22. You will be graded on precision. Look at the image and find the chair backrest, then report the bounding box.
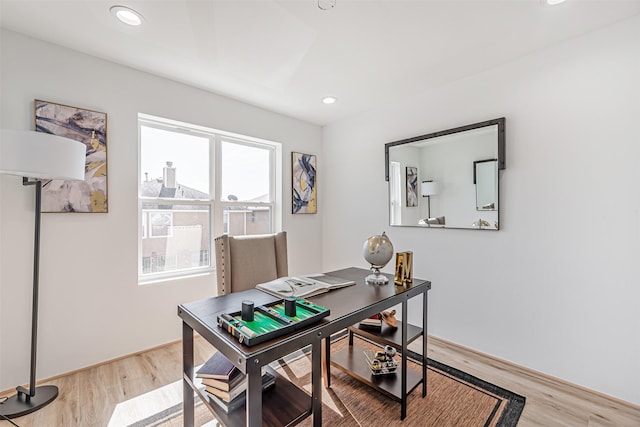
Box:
[214,232,288,295]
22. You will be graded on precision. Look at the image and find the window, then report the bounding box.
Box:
[138,114,280,283]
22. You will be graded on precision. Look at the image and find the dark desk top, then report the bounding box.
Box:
[312,267,430,327]
[178,267,430,368]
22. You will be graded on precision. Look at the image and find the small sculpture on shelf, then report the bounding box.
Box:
[381,310,398,328]
[368,345,398,375]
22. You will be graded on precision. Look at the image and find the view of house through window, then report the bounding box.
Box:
[139,115,278,282]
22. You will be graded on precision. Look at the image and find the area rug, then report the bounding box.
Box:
[137,334,525,427]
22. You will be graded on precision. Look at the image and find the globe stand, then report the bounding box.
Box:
[365,266,389,285]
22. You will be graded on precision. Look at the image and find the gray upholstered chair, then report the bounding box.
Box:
[214,231,288,296]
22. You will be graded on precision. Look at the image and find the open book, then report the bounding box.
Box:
[256,274,355,298]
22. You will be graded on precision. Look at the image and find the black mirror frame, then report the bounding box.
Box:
[384,117,505,181]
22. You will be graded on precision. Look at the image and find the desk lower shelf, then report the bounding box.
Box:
[188,366,311,427]
[347,321,423,349]
[330,344,423,402]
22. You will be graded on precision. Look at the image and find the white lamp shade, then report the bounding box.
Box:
[0,129,86,180]
[421,181,440,197]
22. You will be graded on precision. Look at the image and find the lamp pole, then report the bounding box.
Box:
[0,179,59,419]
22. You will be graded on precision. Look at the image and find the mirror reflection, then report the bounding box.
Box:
[385,118,505,230]
[474,159,498,211]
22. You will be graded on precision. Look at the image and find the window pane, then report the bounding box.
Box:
[223,206,272,236]
[220,141,270,202]
[140,126,210,199]
[141,203,210,274]
[150,211,172,237]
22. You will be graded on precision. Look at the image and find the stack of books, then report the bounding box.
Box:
[359,313,382,331]
[196,352,276,414]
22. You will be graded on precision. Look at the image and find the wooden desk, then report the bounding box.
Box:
[178,267,430,426]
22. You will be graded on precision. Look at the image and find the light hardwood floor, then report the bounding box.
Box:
[413,336,640,427]
[2,334,639,426]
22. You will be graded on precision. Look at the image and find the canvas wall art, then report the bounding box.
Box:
[292,152,317,214]
[35,100,108,213]
[406,166,418,207]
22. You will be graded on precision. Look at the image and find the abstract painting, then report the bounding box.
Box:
[35,100,108,213]
[292,152,317,214]
[406,166,418,207]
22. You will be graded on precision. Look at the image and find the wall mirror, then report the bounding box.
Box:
[385,118,505,230]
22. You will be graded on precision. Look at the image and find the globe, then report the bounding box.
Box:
[362,232,394,284]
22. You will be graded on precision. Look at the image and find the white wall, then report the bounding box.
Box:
[322,15,640,404]
[0,30,322,391]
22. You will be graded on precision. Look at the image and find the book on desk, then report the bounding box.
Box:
[198,352,276,413]
[256,274,355,298]
[206,371,276,414]
[196,351,238,381]
[359,313,383,331]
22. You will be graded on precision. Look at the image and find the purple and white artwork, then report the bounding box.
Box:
[35,100,108,213]
[292,152,317,214]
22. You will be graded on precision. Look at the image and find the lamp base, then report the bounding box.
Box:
[365,273,389,285]
[0,385,58,419]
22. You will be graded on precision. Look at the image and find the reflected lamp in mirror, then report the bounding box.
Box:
[420,180,440,219]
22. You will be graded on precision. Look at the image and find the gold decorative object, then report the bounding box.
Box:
[394,251,413,285]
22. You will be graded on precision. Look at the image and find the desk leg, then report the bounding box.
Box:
[182,321,194,427]
[246,358,263,427]
[401,297,408,420]
[322,336,331,388]
[423,290,428,398]
[312,338,323,427]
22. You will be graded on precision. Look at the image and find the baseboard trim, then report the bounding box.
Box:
[427,334,640,412]
[0,337,200,397]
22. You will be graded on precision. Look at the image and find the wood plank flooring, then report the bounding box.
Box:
[2,334,639,426]
[410,335,640,427]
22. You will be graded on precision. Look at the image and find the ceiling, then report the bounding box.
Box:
[1,1,639,126]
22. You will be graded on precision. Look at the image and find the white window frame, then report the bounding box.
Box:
[138,114,281,284]
[389,161,402,225]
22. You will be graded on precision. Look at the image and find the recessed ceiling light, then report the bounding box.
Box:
[546,0,567,5]
[110,5,144,26]
[322,96,337,105]
[318,0,336,10]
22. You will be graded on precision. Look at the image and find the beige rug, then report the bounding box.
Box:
[142,334,524,427]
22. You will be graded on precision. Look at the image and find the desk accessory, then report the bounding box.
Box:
[363,232,394,285]
[364,346,398,375]
[217,298,329,346]
[241,300,255,322]
[394,251,413,285]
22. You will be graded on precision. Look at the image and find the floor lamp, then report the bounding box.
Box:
[421,180,440,219]
[0,129,86,419]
